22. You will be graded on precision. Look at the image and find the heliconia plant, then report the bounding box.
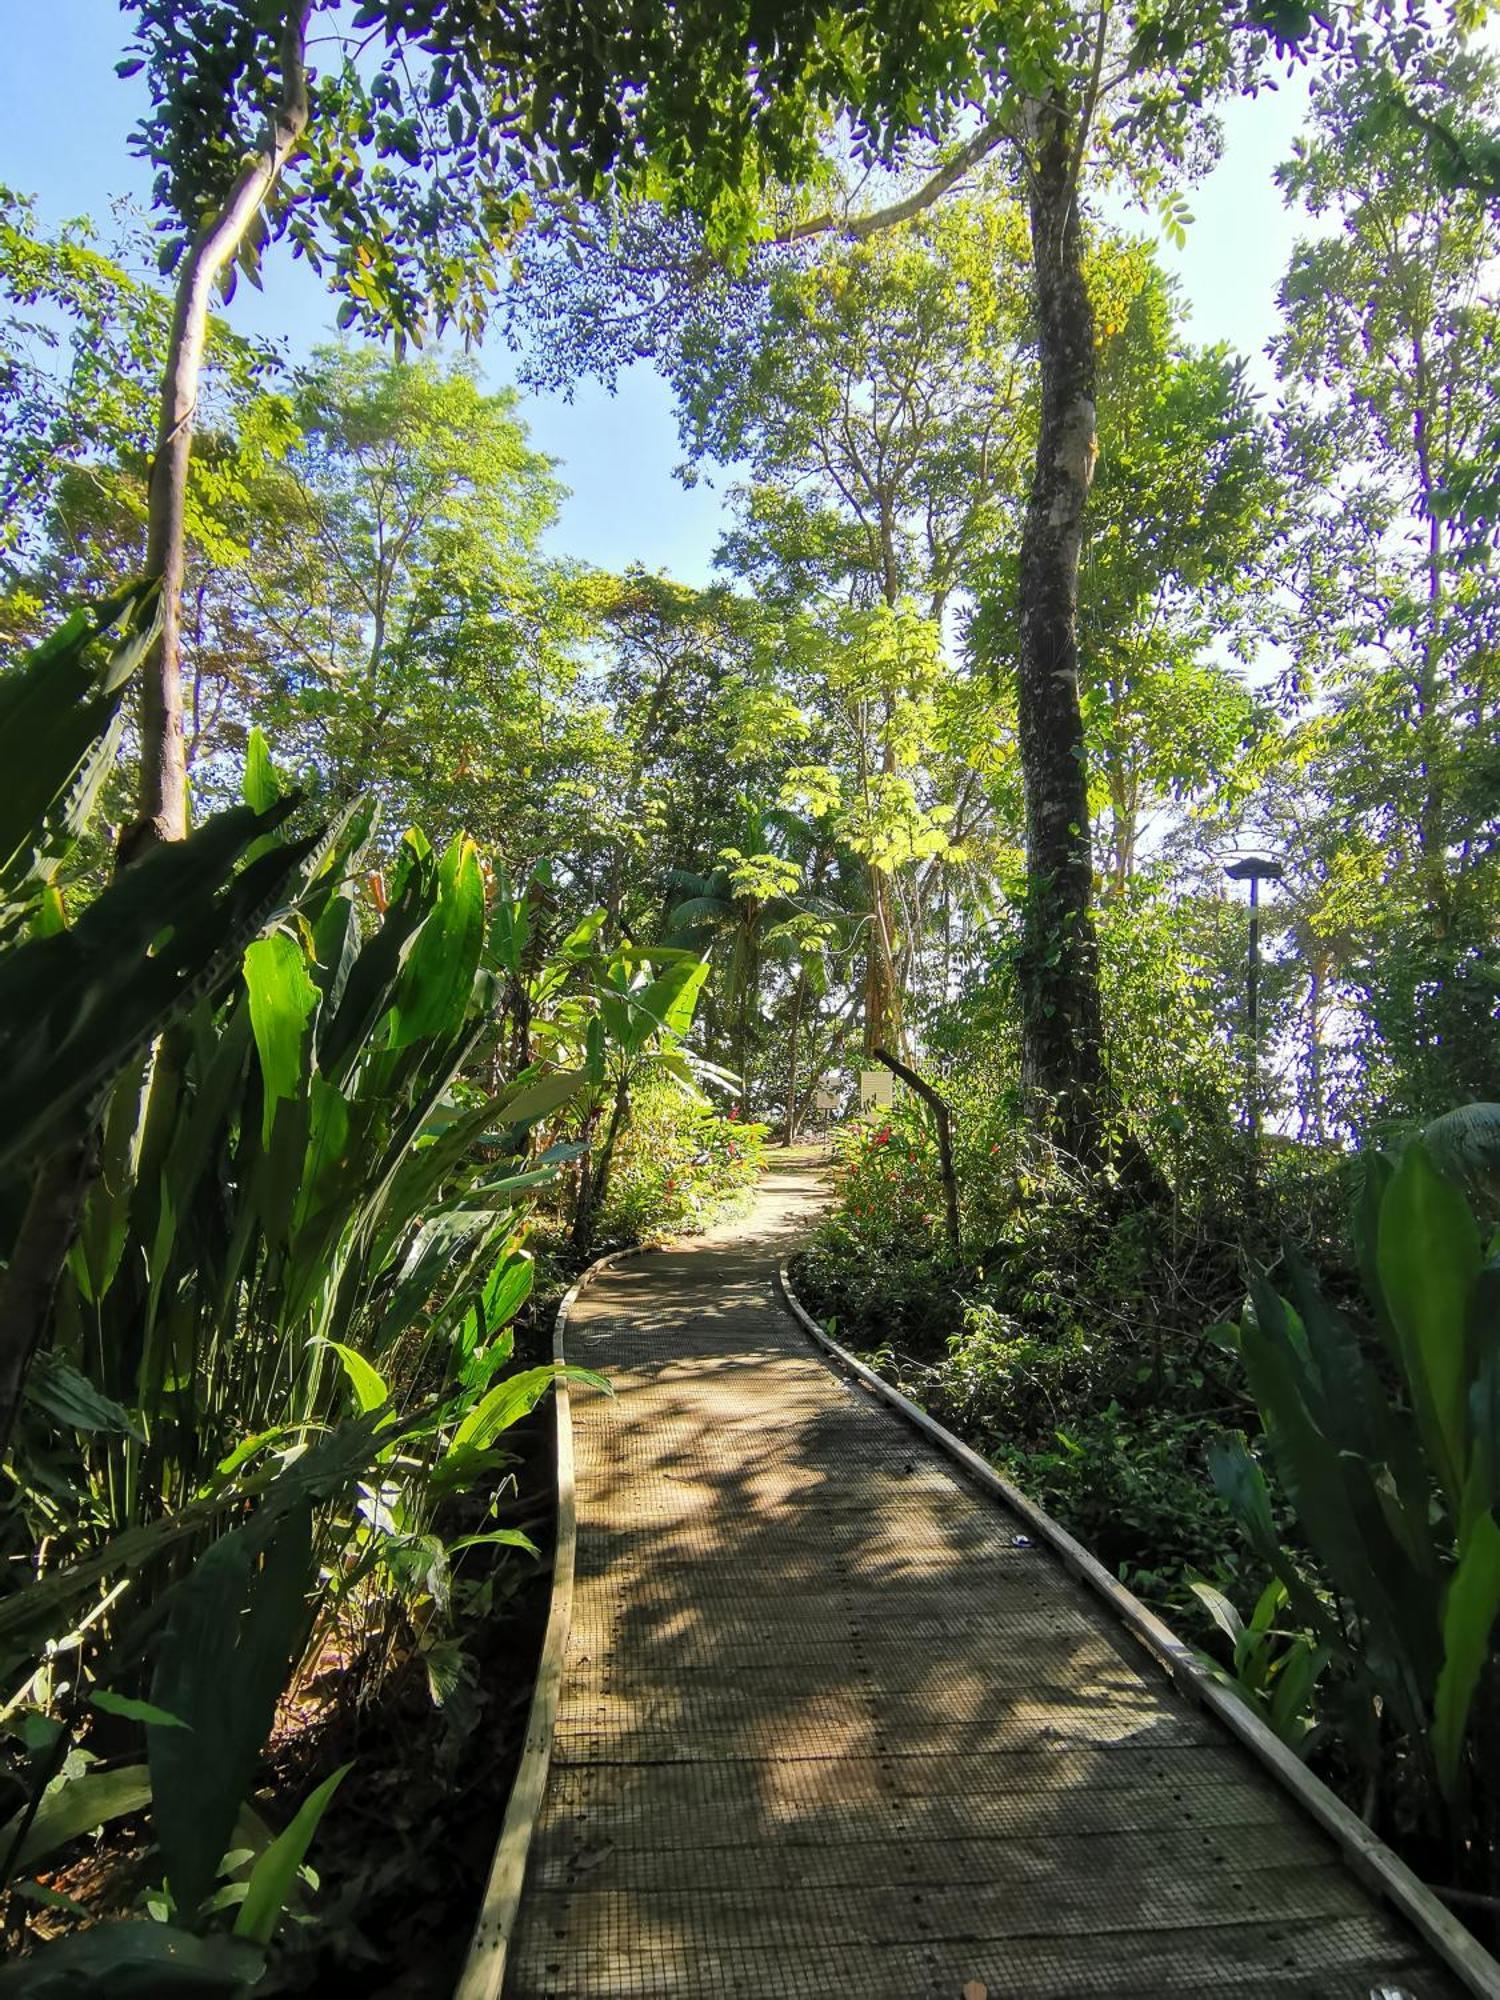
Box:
[1209,1118,1500,1837]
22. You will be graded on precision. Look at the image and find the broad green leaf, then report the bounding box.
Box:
[243,932,320,1147]
[0,1923,263,1998]
[486,866,529,976]
[494,1068,585,1128]
[446,1528,539,1558]
[446,1363,611,1460]
[1241,1300,1426,1712]
[0,582,157,941]
[150,1503,317,1920]
[1379,1141,1481,1513]
[1189,1580,1243,1649]
[23,1353,141,1438]
[319,1340,390,1417]
[241,727,281,813]
[0,1764,151,1871]
[233,1763,350,1946]
[639,956,709,1039]
[478,1251,534,1332]
[1267,1641,1325,1747]
[390,834,485,1048]
[10,1880,90,1918]
[1434,1510,1500,1797]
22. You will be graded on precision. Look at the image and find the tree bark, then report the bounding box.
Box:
[1015,96,1106,1161]
[784,965,808,1145]
[121,3,312,859]
[862,862,901,1056]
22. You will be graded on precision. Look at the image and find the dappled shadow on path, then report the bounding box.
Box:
[508,1168,1458,1999]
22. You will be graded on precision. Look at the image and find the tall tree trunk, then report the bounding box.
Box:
[1015,97,1105,1161]
[121,3,312,859]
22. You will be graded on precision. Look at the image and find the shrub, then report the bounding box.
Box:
[600,1082,766,1243]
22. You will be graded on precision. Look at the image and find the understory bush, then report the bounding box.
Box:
[793,1095,1355,1638]
[599,1086,766,1245]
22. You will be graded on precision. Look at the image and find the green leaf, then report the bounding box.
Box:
[242,932,320,1147]
[90,1690,190,1731]
[639,956,709,1039]
[478,1251,533,1333]
[1434,1510,1500,1798]
[446,1527,538,1558]
[233,1763,350,1947]
[0,1764,151,1872]
[1267,1640,1326,1747]
[446,1363,610,1460]
[10,1880,90,1918]
[149,1504,317,1921]
[494,1069,585,1129]
[0,583,158,941]
[1379,1141,1482,1513]
[319,1340,390,1417]
[1189,1580,1244,1649]
[23,1353,141,1439]
[0,1923,263,1998]
[390,834,485,1048]
[241,727,281,813]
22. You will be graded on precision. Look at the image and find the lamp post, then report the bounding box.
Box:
[1225,852,1283,1174]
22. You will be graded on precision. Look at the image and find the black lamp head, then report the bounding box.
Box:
[1225,852,1284,884]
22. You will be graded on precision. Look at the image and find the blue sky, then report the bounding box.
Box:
[3,3,1313,586]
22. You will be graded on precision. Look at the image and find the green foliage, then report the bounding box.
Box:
[0,601,623,1969]
[1190,1577,1329,1750]
[1210,1124,1500,1845]
[599,1085,766,1244]
[125,0,1032,345]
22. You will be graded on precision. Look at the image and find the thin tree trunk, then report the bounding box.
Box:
[1015,96,1106,1161]
[121,3,312,859]
[863,862,900,1056]
[784,966,808,1145]
[576,1076,631,1252]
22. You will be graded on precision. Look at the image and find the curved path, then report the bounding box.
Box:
[508,1165,1465,1998]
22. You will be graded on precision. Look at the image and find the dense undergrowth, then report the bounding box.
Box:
[793,1105,1329,1628]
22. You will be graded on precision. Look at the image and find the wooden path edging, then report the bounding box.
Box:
[454,1247,644,2000]
[775,1256,1500,2000]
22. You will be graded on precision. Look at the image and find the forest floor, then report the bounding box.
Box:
[504,1164,1456,1998]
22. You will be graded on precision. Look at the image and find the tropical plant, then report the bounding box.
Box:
[0,598,608,1979]
[564,946,723,1252]
[1209,1122,1500,1856]
[1190,1577,1328,1752]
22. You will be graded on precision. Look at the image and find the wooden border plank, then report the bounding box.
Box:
[775,1256,1500,2000]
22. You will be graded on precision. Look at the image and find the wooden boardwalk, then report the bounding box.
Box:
[507,1166,1466,1998]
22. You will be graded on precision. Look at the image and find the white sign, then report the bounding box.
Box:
[814,1088,840,1113]
[859,1066,895,1110]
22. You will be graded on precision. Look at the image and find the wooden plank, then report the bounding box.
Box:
[506,1913,1445,2000]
